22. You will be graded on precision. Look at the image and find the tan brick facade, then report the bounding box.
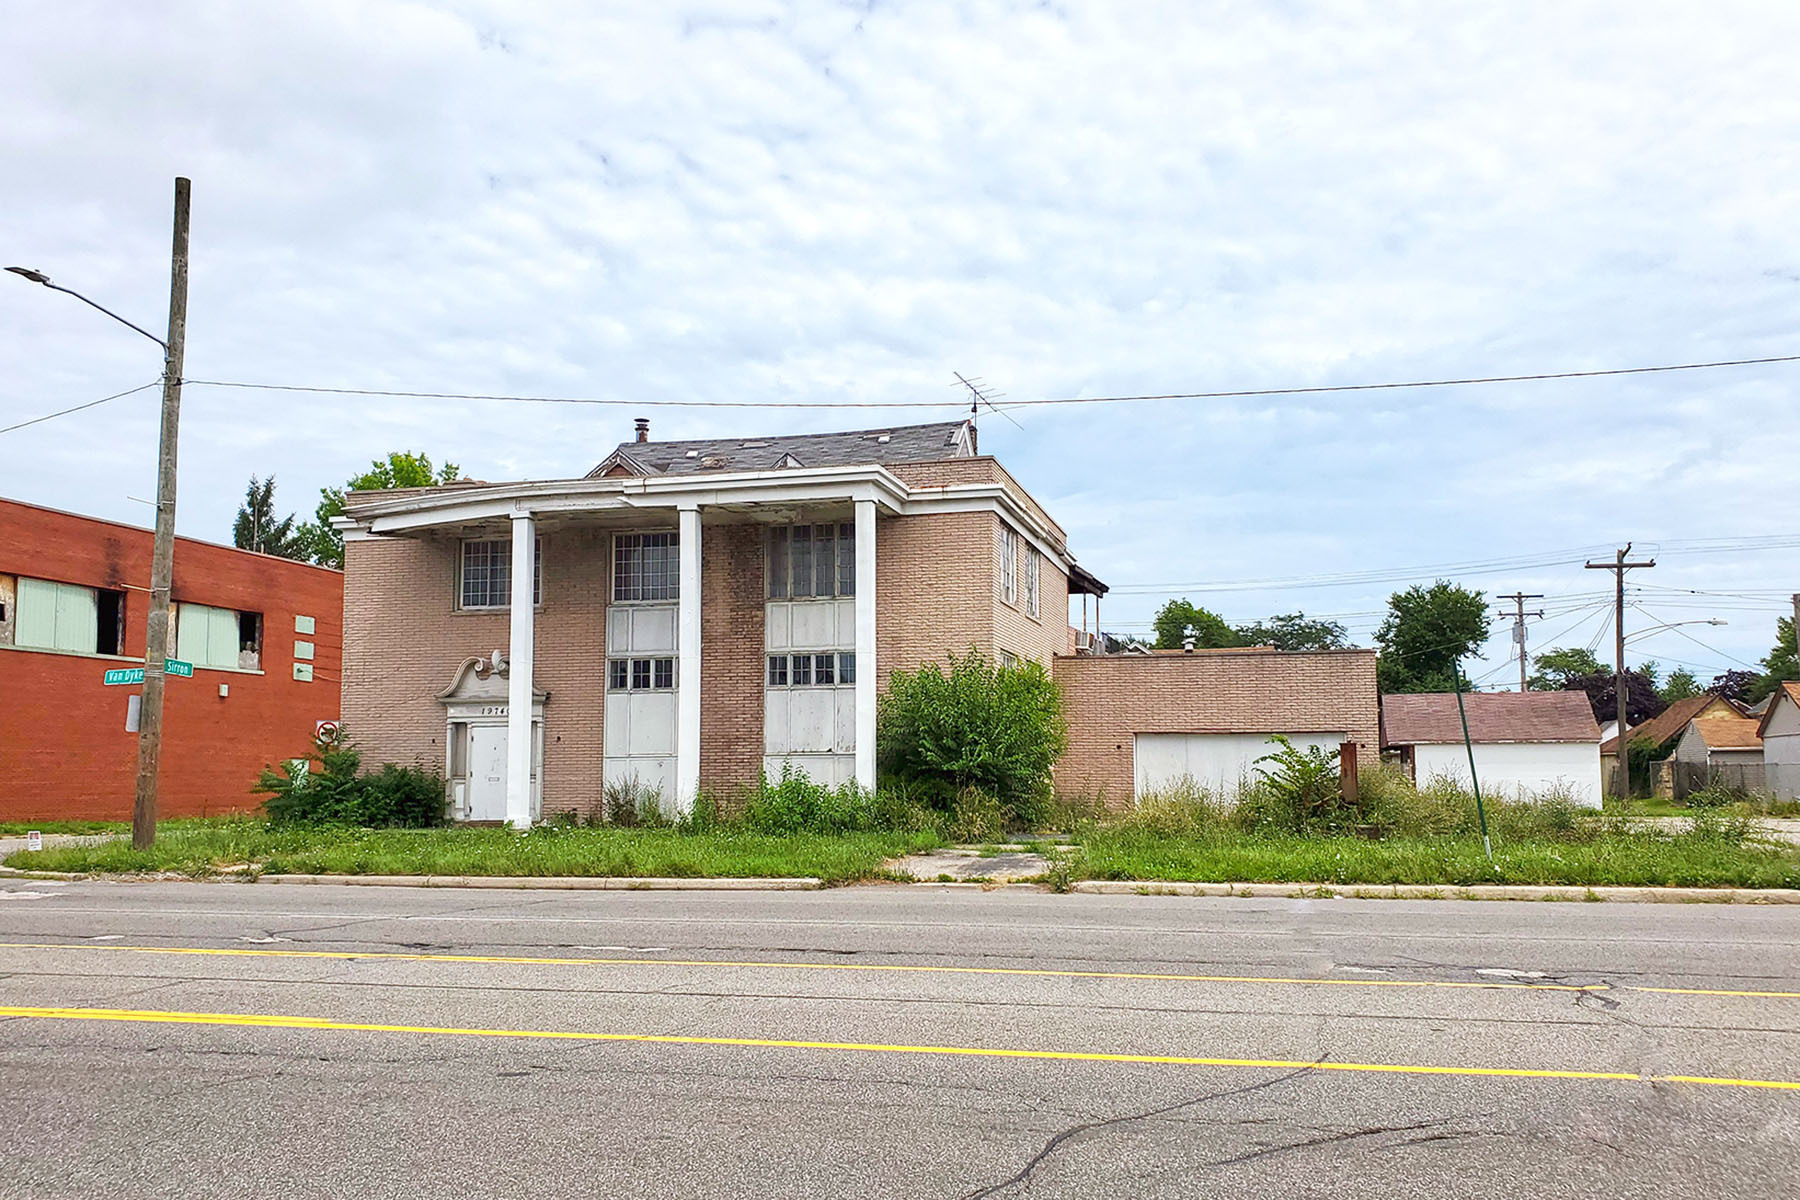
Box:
[1052,649,1380,806]
[699,522,765,795]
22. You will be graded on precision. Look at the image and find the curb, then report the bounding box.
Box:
[255,873,822,891]
[1070,880,1800,904]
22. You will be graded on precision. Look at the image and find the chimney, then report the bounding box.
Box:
[634,417,650,443]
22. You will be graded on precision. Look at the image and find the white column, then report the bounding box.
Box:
[505,512,536,829]
[675,503,702,812]
[854,498,877,791]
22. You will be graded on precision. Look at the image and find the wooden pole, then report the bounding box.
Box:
[131,177,190,851]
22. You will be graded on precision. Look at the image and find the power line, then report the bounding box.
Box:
[178,350,1800,413]
[0,379,162,436]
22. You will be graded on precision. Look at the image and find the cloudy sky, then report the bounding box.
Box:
[5,0,1797,684]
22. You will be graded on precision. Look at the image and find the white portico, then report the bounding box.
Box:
[339,467,903,825]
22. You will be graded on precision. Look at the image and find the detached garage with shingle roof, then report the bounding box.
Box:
[1381,691,1603,807]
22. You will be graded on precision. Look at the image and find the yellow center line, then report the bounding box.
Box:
[0,941,1606,994]
[1630,986,1800,1000]
[1,1003,1792,1091]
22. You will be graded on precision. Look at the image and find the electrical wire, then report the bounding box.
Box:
[180,350,1800,413]
[0,379,162,436]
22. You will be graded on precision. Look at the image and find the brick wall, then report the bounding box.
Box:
[1052,649,1381,806]
[992,517,1070,669]
[875,509,995,682]
[699,522,765,795]
[0,498,343,821]
[343,527,613,815]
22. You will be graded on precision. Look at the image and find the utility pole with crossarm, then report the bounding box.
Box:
[1586,545,1655,798]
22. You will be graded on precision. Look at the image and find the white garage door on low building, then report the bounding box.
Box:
[1134,732,1347,796]
[1381,691,1603,808]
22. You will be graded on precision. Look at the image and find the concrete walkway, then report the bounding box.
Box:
[887,845,1050,883]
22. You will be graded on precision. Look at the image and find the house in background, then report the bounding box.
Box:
[0,497,342,821]
[1381,690,1603,807]
[1759,683,1800,800]
[1670,715,1764,797]
[1052,647,1379,801]
[1599,693,1745,793]
[336,418,1108,824]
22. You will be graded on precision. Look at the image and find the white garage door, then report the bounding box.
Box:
[1134,732,1346,797]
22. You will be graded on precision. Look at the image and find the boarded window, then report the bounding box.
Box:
[15,577,102,655]
[1025,549,1041,619]
[176,603,244,670]
[999,527,1018,605]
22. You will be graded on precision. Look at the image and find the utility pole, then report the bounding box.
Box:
[1499,591,1544,692]
[1585,544,1654,799]
[132,177,191,850]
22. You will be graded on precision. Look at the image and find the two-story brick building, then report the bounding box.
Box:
[0,498,343,821]
[337,418,1380,824]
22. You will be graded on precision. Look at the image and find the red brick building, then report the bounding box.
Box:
[0,498,343,821]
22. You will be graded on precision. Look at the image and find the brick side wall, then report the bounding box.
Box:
[0,499,343,821]
[700,522,765,796]
[993,517,1070,669]
[876,510,995,684]
[1052,650,1381,806]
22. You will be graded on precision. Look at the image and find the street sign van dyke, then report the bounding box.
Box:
[102,659,193,686]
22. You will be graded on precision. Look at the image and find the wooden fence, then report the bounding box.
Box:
[1671,760,1767,799]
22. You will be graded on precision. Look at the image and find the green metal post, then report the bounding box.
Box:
[1451,661,1494,863]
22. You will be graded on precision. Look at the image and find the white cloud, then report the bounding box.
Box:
[3,0,1797,678]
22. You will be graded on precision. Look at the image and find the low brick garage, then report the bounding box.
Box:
[1052,648,1380,806]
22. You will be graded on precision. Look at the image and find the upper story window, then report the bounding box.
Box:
[999,526,1018,605]
[175,602,262,670]
[1025,548,1041,619]
[9,576,126,656]
[613,531,678,603]
[461,537,542,610]
[767,522,855,599]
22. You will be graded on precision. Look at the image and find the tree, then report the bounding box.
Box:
[1233,612,1349,651]
[1660,667,1701,701]
[1526,646,1605,691]
[1565,670,1667,727]
[300,451,461,568]
[1151,599,1241,651]
[1374,581,1490,694]
[1744,616,1798,705]
[231,475,307,560]
[1708,669,1761,705]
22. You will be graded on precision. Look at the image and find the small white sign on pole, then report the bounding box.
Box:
[125,694,142,733]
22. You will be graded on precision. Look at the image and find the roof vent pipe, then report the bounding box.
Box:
[634,417,650,442]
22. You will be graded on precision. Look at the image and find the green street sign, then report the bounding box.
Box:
[103,659,195,686]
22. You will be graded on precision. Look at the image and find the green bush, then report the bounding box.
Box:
[877,649,1066,829]
[256,739,445,828]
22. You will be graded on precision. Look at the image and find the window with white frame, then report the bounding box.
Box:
[767,523,856,599]
[460,537,542,610]
[767,651,856,687]
[1025,548,1041,619]
[613,531,679,603]
[998,649,1019,669]
[607,656,675,691]
[999,526,1018,605]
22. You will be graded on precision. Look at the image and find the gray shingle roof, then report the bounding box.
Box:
[589,420,972,478]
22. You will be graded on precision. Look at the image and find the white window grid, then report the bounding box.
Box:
[1025,549,1041,619]
[999,526,1018,605]
[767,651,856,687]
[613,531,679,603]
[767,522,856,599]
[607,656,676,691]
[460,538,541,610]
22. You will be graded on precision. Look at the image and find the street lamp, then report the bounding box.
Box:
[1625,618,1727,644]
[6,177,191,850]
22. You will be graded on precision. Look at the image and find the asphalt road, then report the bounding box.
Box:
[1,881,1797,1199]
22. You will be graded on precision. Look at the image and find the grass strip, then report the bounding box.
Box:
[2,819,939,886]
[1071,828,1800,889]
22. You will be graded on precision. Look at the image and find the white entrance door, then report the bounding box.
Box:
[468,725,509,821]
